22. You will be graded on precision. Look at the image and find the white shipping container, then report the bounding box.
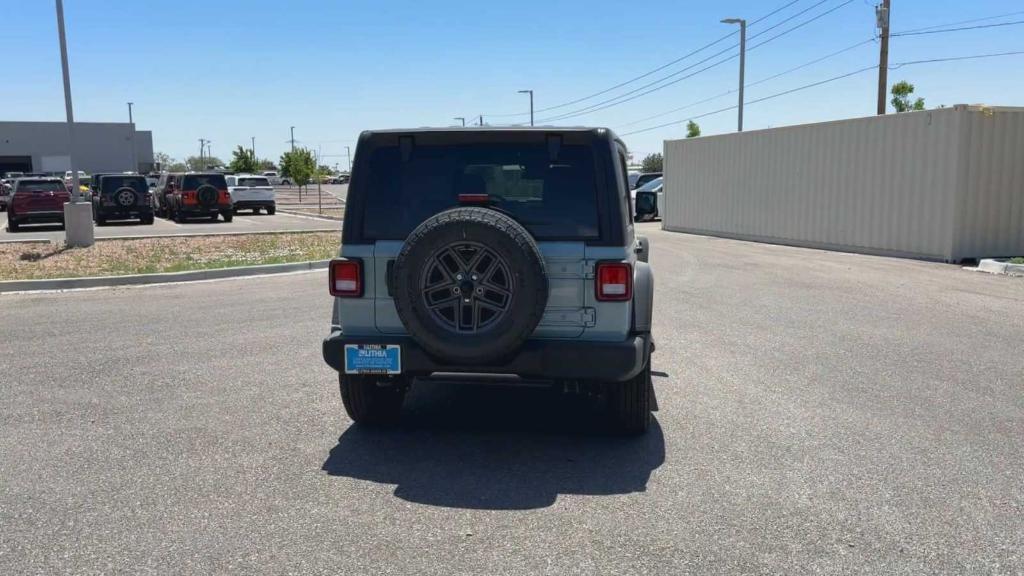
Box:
[662,105,1024,262]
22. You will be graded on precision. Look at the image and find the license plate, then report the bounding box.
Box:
[344,344,401,375]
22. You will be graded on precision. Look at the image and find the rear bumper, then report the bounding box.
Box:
[97,206,152,219]
[9,210,64,223]
[232,200,275,209]
[322,332,650,382]
[179,205,230,215]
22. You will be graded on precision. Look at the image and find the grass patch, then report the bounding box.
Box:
[1010,257,1024,265]
[0,232,338,281]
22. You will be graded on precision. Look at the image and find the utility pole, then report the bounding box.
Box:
[479,115,484,127]
[198,138,206,169]
[721,18,747,132]
[289,126,296,152]
[454,117,465,127]
[518,90,534,126]
[251,136,256,162]
[127,102,136,172]
[876,0,891,115]
[345,146,352,172]
[55,0,92,247]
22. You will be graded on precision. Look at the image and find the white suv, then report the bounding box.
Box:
[226,174,276,215]
[260,171,291,186]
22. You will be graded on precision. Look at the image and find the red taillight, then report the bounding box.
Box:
[329,259,362,297]
[458,193,489,204]
[596,262,632,301]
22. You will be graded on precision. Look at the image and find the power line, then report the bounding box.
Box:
[537,0,857,124]
[891,19,1024,37]
[616,37,876,129]
[894,10,1024,35]
[478,0,808,119]
[619,49,1024,137]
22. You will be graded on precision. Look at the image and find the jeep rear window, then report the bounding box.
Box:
[101,177,147,193]
[238,177,270,187]
[182,174,227,189]
[363,144,599,240]
[17,181,65,193]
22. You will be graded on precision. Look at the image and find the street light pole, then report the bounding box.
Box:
[454,117,465,127]
[127,102,137,172]
[290,126,295,152]
[722,18,746,132]
[55,0,93,246]
[479,115,484,126]
[345,146,352,172]
[518,90,534,126]
[198,138,206,169]
[251,136,256,162]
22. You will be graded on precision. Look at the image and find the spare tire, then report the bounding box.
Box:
[114,187,136,207]
[196,184,219,208]
[393,207,548,365]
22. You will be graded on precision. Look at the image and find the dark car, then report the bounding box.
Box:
[5,178,70,232]
[165,173,233,223]
[322,127,657,433]
[632,171,662,190]
[91,174,154,225]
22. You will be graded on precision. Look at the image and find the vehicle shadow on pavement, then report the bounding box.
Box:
[321,381,665,510]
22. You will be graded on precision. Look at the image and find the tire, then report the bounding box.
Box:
[267,206,276,215]
[196,185,219,209]
[96,215,106,226]
[252,207,261,215]
[221,211,233,223]
[174,206,187,224]
[141,215,154,225]
[608,352,653,435]
[7,218,19,232]
[392,206,548,365]
[339,374,406,425]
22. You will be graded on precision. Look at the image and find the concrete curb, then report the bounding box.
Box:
[0,260,330,293]
[276,209,344,222]
[0,238,53,245]
[93,228,339,241]
[971,259,1024,277]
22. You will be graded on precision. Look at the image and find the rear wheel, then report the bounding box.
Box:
[608,351,653,435]
[267,206,276,215]
[96,215,106,226]
[7,217,19,232]
[140,215,154,225]
[339,374,407,425]
[221,211,233,223]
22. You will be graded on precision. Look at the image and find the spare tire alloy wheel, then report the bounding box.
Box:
[115,187,136,207]
[196,185,219,208]
[393,207,549,365]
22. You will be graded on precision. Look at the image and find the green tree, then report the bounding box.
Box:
[891,80,925,113]
[228,145,259,173]
[166,161,187,172]
[686,120,701,138]
[154,152,173,170]
[185,155,224,171]
[641,152,663,173]
[279,148,316,188]
[257,159,277,171]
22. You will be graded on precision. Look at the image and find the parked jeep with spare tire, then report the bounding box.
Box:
[91,174,154,225]
[165,173,233,223]
[322,128,656,433]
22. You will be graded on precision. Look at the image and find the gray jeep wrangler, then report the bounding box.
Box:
[322,128,655,433]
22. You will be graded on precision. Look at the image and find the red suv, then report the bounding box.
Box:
[166,173,233,223]
[5,178,70,232]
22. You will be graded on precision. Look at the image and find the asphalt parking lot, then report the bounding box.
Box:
[1,224,1021,574]
[0,210,340,242]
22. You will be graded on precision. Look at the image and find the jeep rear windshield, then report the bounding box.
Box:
[238,177,270,187]
[183,174,227,189]
[17,181,65,193]
[101,176,147,193]
[362,143,599,240]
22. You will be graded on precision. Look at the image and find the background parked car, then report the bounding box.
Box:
[261,171,292,186]
[225,174,276,215]
[165,172,233,223]
[632,171,662,190]
[151,173,178,219]
[91,173,154,225]
[0,179,12,211]
[5,177,70,232]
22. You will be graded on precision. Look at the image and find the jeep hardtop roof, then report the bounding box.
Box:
[344,127,631,247]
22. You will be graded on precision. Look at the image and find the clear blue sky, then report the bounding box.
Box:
[2,0,1022,164]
